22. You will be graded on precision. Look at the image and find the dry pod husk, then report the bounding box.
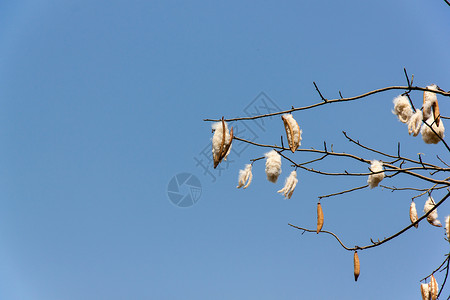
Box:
[429,275,438,300]
[317,202,324,234]
[281,114,302,153]
[353,251,360,282]
[211,118,234,168]
[410,201,418,228]
[446,215,450,242]
[420,283,430,300]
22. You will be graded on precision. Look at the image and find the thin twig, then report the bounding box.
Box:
[204,86,450,122]
[318,185,368,199]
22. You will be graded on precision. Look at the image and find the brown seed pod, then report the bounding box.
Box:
[317,202,324,234]
[433,100,440,126]
[429,275,438,300]
[353,251,360,282]
[281,114,301,153]
[420,283,430,300]
[212,118,234,169]
[410,201,418,228]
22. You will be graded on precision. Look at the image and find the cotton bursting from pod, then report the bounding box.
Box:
[353,251,360,282]
[265,150,282,183]
[423,85,439,121]
[211,118,233,168]
[277,170,298,199]
[420,283,430,300]
[236,164,253,189]
[367,160,384,189]
[317,202,324,234]
[421,116,445,144]
[408,109,423,137]
[392,95,413,123]
[424,197,442,227]
[410,201,419,228]
[446,216,450,242]
[429,275,438,300]
[281,114,302,153]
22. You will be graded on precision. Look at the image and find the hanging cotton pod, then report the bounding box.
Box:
[353,251,360,282]
[446,216,450,242]
[277,170,298,199]
[429,275,438,300]
[424,197,442,227]
[265,150,282,183]
[410,201,419,228]
[211,118,234,168]
[236,164,253,189]
[408,109,423,137]
[420,283,430,300]
[367,160,384,189]
[392,95,413,123]
[281,114,302,153]
[423,85,439,121]
[317,202,324,233]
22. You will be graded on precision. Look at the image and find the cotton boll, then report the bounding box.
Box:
[367,160,384,188]
[282,114,302,152]
[424,197,442,227]
[420,283,430,300]
[429,275,438,300]
[211,120,233,168]
[265,150,282,183]
[421,116,444,144]
[408,110,423,136]
[423,85,438,120]
[446,216,450,242]
[237,164,253,189]
[410,201,418,228]
[277,170,298,199]
[392,95,413,123]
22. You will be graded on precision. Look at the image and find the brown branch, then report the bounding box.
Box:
[318,185,368,199]
[289,191,450,251]
[204,85,450,122]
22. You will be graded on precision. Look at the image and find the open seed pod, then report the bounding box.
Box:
[281,114,302,153]
[420,283,430,300]
[212,118,234,168]
[317,202,324,234]
[429,275,438,300]
[410,201,418,228]
[354,251,360,282]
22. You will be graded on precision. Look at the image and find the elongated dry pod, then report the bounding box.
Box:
[281,114,302,153]
[420,283,430,300]
[429,275,438,300]
[410,201,418,228]
[212,118,234,168]
[354,251,360,282]
[317,202,324,234]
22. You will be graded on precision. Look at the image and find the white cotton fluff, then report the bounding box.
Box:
[277,170,298,199]
[424,197,442,227]
[410,201,419,228]
[282,114,302,151]
[265,150,282,183]
[408,109,423,136]
[367,160,384,189]
[421,116,445,144]
[237,164,253,189]
[392,95,413,123]
[446,216,450,242]
[212,121,232,162]
[423,84,438,121]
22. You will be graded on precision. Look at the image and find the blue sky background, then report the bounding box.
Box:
[0,1,449,299]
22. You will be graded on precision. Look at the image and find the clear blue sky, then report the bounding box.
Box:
[0,1,449,299]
